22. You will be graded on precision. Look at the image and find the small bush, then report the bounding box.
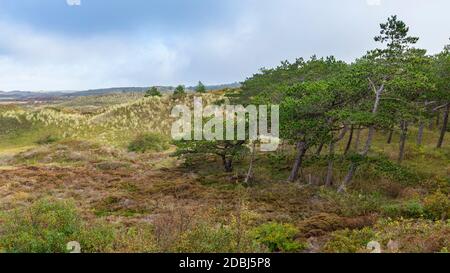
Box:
[424,191,450,220]
[381,204,403,218]
[128,133,170,153]
[145,87,162,97]
[374,218,450,253]
[0,199,81,253]
[77,223,116,253]
[0,199,115,253]
[403,200,425,218]
[251,222,305,252]
[176,221,261,253]
[114,225,157,253]
[324,227,375,253]
[95,161,129,171]
[319,189,384,217]
[381,200,424,219]
[173,85,187,99]
[361,157,421,185]
[36,134,59,145]
[172,206,262,253]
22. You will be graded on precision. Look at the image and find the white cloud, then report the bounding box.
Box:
[367,0,381,6]
[0,20,188,91]
[1,0,449,91]
[66,0,81,6]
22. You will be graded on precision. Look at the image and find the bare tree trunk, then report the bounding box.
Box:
[344,126,354,155]
[398,121,408,164]
[387,129,394,144]
[429,117,434,130]
[363,126,376,155]
[326,126,349,187]
[354,127,361,151]
[437,103,450,149]
[338,162,357,193]
[325,141,335,187]
[288,141,307,182]
[436,111,441,127]
[244,142,257,184]
[416,122,424,146]
[339,126,375,193]
[315,142,325,156]
[222,156,233,173]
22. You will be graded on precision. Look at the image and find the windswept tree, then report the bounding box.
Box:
[174,139,248,172]
[241,56,359,183]
[237,58,307,105]
[173,114,251,173]
[339,15,424,191]
[276,57,356,182]
[432,43,450,148]
[392,49,434,163]
[281,81,331,182]
[320,72,369,186]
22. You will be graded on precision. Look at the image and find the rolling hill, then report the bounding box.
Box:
[0,82,241,101]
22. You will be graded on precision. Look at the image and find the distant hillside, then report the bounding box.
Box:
[0,82,241,101]
[0,91,66,101]
[64,87,152,97]
[187,82,241,91]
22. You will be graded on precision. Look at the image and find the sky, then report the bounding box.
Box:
[0,0,449,91]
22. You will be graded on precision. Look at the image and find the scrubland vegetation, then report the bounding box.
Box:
[0,16,449,253]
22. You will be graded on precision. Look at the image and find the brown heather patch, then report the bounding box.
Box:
[0,149,331,232]
[296,213,377,238]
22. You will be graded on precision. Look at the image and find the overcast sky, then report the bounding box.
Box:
[0,0,449,91]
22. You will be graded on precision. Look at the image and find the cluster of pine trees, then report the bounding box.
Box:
[175,16,449,191]
[145,82,207,98]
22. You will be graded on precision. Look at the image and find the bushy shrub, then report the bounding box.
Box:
[0,199,81,253]
[173,85,186,99]
[145,87,162,97]
[381,204,403,218]
[374,218,450,253]
[424,191,450,220]
[361,157,421,185]
[175,221,261,253]
[128,133,170,153]
[35,134,59,145]
[77,223,116,253]
[403,200,425,218]
[323,227,375,253]
[114,225,157,253]
[381,200,424,219]
[251,222,305,252]
[173,206,263,253]
[319,189,384,217]
[0,199,115,253]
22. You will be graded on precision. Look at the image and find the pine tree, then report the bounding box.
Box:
[145,87,162,97]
